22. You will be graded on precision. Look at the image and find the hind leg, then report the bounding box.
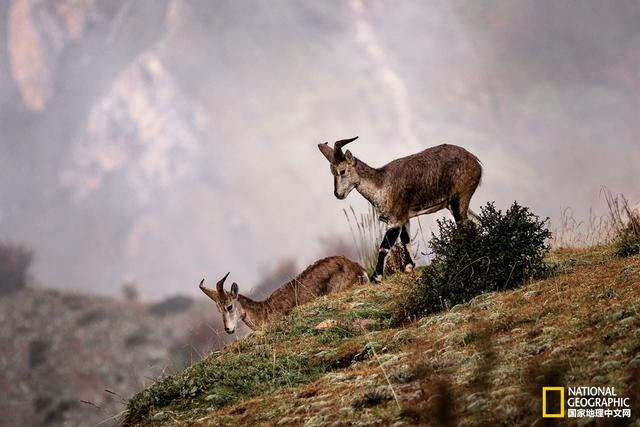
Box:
[326,274,347,294]
[400,222,415,272]
[449,198,464,224]
[449,189,476,225]
[457,189,476,225]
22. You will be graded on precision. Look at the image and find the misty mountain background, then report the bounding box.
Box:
[1,0,639,299]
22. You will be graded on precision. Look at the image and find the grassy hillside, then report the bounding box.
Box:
[124,246,640,426]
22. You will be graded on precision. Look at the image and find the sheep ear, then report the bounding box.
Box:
[318,143,334,163]
[199,279,219,302]
[230,282,239,299]
[345,150,355,165]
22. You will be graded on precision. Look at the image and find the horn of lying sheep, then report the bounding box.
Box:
[216,272,230,295]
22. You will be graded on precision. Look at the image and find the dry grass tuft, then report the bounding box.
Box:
[552,189,640,253]
[343,205,385,275]
[604,189,640,257]
[551,206,614,248]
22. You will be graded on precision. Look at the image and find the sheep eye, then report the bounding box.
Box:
[226,305,233,312]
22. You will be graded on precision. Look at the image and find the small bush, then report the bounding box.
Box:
[0,242,33,294]
[398,202,551,320]
[603,190,640,257]
[616,226,640,257]
[121,281,139,302]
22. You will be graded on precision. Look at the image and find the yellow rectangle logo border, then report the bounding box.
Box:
[542,387,565,418]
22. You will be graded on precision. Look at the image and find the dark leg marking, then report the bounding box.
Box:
[371,226,401,281]
[400,224,415,269]
[450,198,463,224]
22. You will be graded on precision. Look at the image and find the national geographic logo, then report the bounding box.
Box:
[542,386,632,419]
[542,387,564,418]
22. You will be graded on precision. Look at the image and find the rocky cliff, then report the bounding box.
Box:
[0,283,232,426]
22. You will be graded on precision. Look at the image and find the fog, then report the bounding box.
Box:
[1,0,638,299]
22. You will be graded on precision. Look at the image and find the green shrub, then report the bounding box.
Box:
[398,202,552,320]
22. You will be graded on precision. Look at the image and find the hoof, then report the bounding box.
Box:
[369,274,382,283]
[404,264,414,273]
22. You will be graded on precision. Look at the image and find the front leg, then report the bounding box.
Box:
[400,223,416,272]
[370,226,401,283]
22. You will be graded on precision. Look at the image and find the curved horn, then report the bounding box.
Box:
[333,136,358,161]
[334,136,358,152]
[216,272,230,294]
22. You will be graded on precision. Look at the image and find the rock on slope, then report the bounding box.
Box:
[125,247,640,426]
